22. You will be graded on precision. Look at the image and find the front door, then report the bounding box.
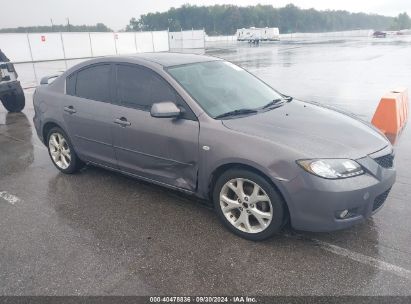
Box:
[111,64,199,191]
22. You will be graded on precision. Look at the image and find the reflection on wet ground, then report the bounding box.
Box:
[1,37,411,295]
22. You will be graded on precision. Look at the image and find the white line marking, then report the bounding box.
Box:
[0,191,21,205]
[313,238,411,281]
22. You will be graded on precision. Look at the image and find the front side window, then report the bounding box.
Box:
[167,61,283,118]
[116,65,178,109]
[74,64,112,102]
[116,65,154,110]
[115,64,196,120]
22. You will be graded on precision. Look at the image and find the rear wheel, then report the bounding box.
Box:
[47,127,84,174]
[1,85,25,112]
[213,168,286,241]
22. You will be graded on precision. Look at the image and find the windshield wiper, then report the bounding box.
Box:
[262,98,285,109]
[214,108,258,119]
[261,96,293,110]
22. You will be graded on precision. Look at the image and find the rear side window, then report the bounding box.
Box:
[74,64,111,102]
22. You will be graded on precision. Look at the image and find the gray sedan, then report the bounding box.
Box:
[33,53,395,241]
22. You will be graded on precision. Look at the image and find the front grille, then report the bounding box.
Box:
[373,188,391,211]
[373,153,394,168]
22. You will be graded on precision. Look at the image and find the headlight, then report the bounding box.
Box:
[297,159,364,179]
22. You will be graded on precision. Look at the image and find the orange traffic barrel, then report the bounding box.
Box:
[393,87,408,123]
[392,88,408,126]
[371,92,403,138]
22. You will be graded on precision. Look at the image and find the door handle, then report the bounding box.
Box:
[114,117,131,127]
[64,105,76,114]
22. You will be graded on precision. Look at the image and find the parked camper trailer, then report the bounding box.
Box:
[236,27,280,42]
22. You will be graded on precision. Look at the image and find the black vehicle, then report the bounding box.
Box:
[373,31,387,38]
[0,49,25,112]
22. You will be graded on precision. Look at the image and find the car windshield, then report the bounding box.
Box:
[167,60,283,118]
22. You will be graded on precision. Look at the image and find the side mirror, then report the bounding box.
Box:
[40,74,60,85]
[150,101,181,118]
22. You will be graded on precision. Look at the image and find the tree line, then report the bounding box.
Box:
[0,23,112,33]
[1,4,409,34]
[127,4,410,35]
[392,12,411,31]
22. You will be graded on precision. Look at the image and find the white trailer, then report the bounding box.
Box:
[236,27,280,42]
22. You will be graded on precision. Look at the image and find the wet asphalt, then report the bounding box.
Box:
[1,37,411,295]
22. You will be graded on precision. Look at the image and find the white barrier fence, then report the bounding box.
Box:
[205,35,236,42]
[0,29,377,64]
[280,30,374,40]
[206,30,373,44]
[169,30,205,49]
[205,30,374,43]
[205,35,237,48]
[0,31,169,63]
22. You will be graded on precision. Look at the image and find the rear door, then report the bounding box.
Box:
[63,63,117,168]
[111,64,199,191]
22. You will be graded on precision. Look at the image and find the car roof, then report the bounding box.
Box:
[59,52,222,84]
[125,52,221,67]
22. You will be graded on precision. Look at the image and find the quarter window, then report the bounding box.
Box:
[66,74,76,96]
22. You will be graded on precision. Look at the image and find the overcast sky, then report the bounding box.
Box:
[1,0,410,30]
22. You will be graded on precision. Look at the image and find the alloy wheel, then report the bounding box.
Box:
[48,132,71,170]
[219,178,273,233]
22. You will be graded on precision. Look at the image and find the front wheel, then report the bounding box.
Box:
[0,85,25,112]
[47,127,84,174]
[213,169,286,241]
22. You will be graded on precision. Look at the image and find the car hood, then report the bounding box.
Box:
[222,100,389,159]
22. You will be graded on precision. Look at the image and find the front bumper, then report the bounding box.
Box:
[280,149,396,232]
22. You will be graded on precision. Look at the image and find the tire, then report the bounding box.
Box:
[213,168,286,241]
[1,84,25,112]
[47,127,84,174]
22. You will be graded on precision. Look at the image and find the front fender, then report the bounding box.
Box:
[196,121,303,199]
